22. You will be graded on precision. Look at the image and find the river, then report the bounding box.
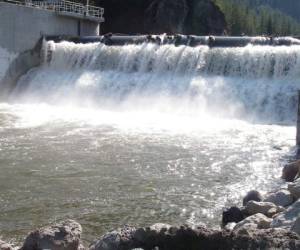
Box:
[0,41,298,242]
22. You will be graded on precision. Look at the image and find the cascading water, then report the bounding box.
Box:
[0,40,298,242]
[12,41,300,124]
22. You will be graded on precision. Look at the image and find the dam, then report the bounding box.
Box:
[0,36,299,241]
[0,0,104,53]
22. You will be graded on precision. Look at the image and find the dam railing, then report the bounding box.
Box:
[2,0,104,22]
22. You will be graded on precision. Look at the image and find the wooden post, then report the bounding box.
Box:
[296,90,300,146]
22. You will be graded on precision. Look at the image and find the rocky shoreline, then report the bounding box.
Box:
[1,160,300,250]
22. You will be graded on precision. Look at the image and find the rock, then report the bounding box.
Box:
[292,217,300,235]
[232,228,300,249]
[89,225,136,250]
[243,190,263,206]
[21,219,83,250]
[271,199,300,230]
[100,0,226,35]
[222,206,244,225]
[149,223,171,232]
[245,201,285,217]
[145,0,189,34]
[233,213,273,233]
[94,223,300,250]
[0,240,13,250]
[282,160,300,182]
[185,0,227,35]
[288,178,300,200]
[224,222,236,231]
[264,189,294,207]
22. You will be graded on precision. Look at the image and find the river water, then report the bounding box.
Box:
[0,41,298,242]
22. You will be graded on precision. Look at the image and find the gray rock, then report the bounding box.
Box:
[0,240,13,250]
[224,222,237,231]
[264,189,294,207]
[243,190,262,206]
[271,199,300,230]
[21,219,83,250]
[149,223,171,232]
[245,201,285,217]
[89,231,121,250]
[92,223,300,250]
[282,160,300,182]
[89,225,136,250]
[289,179,300,200]
[292,217,300,235]
[233,213,273,233]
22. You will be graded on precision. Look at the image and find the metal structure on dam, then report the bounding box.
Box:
[0,0,105,53]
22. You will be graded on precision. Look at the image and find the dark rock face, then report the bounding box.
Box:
[145,0,189,34]
[98,0,226,35]
[222,206,245,225]
[90,224,300,250]
[185,0,227,35]
[21,220,83,250]
[243,190,263,206]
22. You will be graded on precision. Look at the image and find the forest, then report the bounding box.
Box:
[213,0,300,35]
[26,0,299,36]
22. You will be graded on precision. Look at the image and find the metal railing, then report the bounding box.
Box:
[2,0,104,21]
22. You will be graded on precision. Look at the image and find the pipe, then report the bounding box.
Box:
[44,35,300,47]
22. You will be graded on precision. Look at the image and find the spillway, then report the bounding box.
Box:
[12,40,300,124]
[0,39,298,242]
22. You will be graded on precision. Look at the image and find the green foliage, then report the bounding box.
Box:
[213,0,300,36]
[246,0,300,21]
[79,0,300,36]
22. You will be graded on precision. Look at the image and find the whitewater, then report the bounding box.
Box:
[0,41,298,242]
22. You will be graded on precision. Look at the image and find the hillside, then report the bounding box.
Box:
[247,0,300,21]
[89,0,300,36]
[95,0,226,35]
[213,0,300,35]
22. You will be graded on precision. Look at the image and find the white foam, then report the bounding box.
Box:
[11,41,300,125]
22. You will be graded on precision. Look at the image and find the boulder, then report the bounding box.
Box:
[233,213,273,233]
[243,190,263,206]
[222,206,244,225]
[149,223,171,232]
[245,201,285,217]
[21,219,83,250]
[282,160,300,182]
[271,199,300,230]
[264,189,294,207]
[224,222,236,231]
[0,240,13,250]
[89,225,136,250]
[92,223,300,250]
[232,228,300,249]
[292,217,300,235]
[288,178,300,200]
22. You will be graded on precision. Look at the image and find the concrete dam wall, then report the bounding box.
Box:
[0,1,103,96]
[0,2,101,54]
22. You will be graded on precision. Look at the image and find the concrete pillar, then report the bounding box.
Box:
[297,90,300,146]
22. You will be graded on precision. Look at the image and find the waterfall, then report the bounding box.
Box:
[11,40,300,124]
